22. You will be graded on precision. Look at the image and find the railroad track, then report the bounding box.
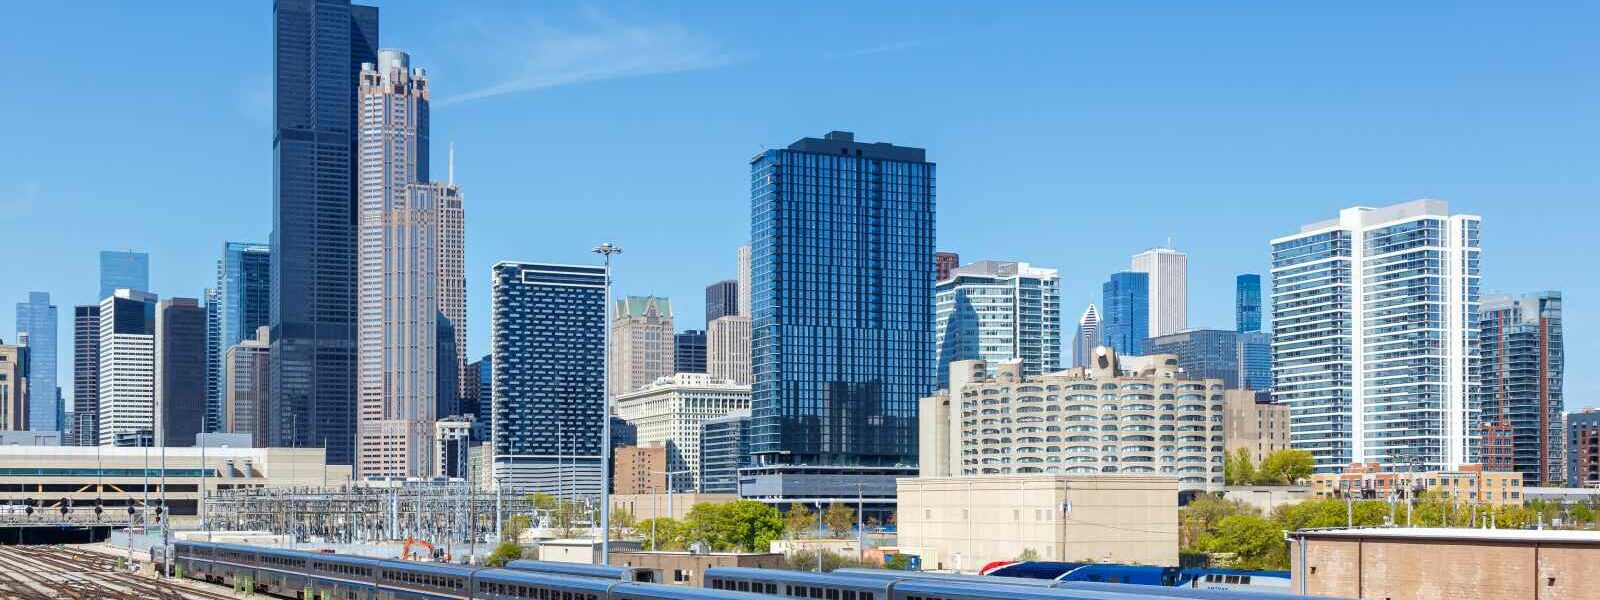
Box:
[0,545,236,600]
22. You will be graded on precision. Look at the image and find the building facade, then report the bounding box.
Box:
[1271,199,1481,473]
[1476,291,1563,487]
[490,262,606,495]
[934,260,1061,388]
[271,0,380,466]
[1144,328,1248,389]
[699,410,750,494]
[737,244,751,319]
[1072,304,1099,369]
[1308,462,1524,507]
[935,251,960,282]
[1568,409,1600,487]
[1290,528,1600,600]
[1223,389,1290,466]
[706,316,751,386]
[70,305,99,445]
[705,280,739,322]
[98,250,149,299]
[155,298,207,447]
[1100,272,1149,356]
[212,242,271,435]
[613,373,752,492]
[435,416,473,479]
[1235,274,1262,333]
[1131,247,1187,337]
[0,341,26,431]
[1237,331,1271,392]
[747,131,934,506]
[15,292,57,433]
[613,445,668,495]
[98,290,158,446]
[611,296,676,397]
[225,327,272,446]
[674,330,707,375]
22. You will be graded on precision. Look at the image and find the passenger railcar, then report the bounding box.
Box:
[706,567,886,600]
[475,567,618,600]
[506,559,660,583]
[375,559,480,599]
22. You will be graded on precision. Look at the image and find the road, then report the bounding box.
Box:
[0,545,236,600]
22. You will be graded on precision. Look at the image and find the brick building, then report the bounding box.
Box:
[613,445,667,495]
[1290,528,1600,600]
[1309,462,1525,507]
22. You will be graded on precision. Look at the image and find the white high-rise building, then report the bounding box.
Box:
[98,289,158,446]
[1073,303,1100,368]
[933,260,1061,387]
[1131,247,1187,337]
[1271,199,1481,473]
[707,315,752,385]
[737,244,752,318]
[613,373,751,491]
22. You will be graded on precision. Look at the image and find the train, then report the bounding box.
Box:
[172,541,1334,600]
[978,562,1291,593]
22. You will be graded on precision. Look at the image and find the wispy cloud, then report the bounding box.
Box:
[827,38,937,60]
[438,5,737,106]
[0,183,39,220]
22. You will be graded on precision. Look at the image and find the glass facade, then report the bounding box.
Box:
[70,305,100,446]
[1236,273,1262,333]
[934,261,1060,388]
[490,262,606,494]
[1477,292,1563,486]
[1145,328,1244,388]
[98,250,149,299]
[15,292,58,432]
[1073,304,1099,368]
[1238,331,1271,392]
[675,330,707,374]
[271,0,378,465]
[211,242,271,434]
[705,279,739,322]
[1100,272,1149,356]
[749,131,935,468]
[699,411,750,493]
[156,299,208,447]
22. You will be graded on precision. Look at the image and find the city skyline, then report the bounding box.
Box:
[2,1,1598,412]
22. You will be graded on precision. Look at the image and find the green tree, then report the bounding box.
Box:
[1569,504,1595,528]
[638,517,685,550]
[610,504,636,540]
[1179,495,1256,550]
[784,549,870,572]
[823,503,856,538]
[784,503,817,537]
[884,554,915,570]
[718,500,786,552]
[1254,449,1315,485]
[486,541,524,567]
[1198,514,1287,570]
[1225,448,1256,486]
[503,514,532,542]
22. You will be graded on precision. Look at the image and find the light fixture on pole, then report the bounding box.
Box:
[593,242,622,565]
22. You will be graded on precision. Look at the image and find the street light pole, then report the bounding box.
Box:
[593,242,622,565]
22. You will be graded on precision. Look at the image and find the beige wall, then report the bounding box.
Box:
[614,445,668,495]
[1291,533,1600,600]
[611,551,783,587]
[897,474,1178,571]
[612,492,738,522]
[1223,389,1290,465]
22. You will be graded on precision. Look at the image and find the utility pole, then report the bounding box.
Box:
[593,242,622,565]
[856,483,865,564]
[815,501,824,572]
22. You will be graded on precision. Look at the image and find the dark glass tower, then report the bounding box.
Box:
[746,131,934,514]
[71,305,100,446]
[705,279,739,322]
[1236,273,1262,333]
[1101,271,1149,356]
[156,298,208,447]
[674,330,707,374]
[270,0,377,464]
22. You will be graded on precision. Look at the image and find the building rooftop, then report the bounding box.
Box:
[1294,527,1600,544]
[781,131,928,163]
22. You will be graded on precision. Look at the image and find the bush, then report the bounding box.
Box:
[486,541,523,567]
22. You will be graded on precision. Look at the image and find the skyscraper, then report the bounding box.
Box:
[1477,291,1563,486]
[213,242,271,434]
[674,330,707,374]
[98,289,158,446]
[225,327,272,446]
[355,48,465,478]
[747,131,934,506]
[699,410,750,494]
[1237,330,1271,392]
[705,280,738,322]
[98,251,149,299]
[706,316,751,386]
[70,305,100,446]
[609,296,675,396]
[490,262,606,494]
[1073,304,1100,368]
[737,245,752,318]
[935,251,960,282]
[272,0,379,465]
[155,298,207,447]
[933,260,1060,387]
[1144,328,1244,388]
[1235,274,1262,333]
[15,292,57,432]
[1271,199,1480,472]
[1131,247,1187,337]
[1100,272,1149,356]
[204,288,221,433]
[613,373,751,492]
[0,341,26,431]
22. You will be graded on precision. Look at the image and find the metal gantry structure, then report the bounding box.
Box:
[206,483,543,552]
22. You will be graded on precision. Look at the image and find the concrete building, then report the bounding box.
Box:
[1477,291,1564,487]
[674,330,707,374]
[931,348,1226,493]
[614,445,668,495]
[1223,485,1311,513]
[612,551,784,587]
[705,280,739,322]
[736,244,751,319]
[611,296,676,396]
[706,316,751,386]
[0,341,27,431]
[225,327,272,446]
[1309,462,1524,506]
[435,415,473,479]
[896,474,1180,571]
[69,305,99,446]
[155,298,207,447]
[699,411,750,494]
[15,292,58,433]
[1131,247,1187,338]
[1272,199,1481,473]
[98,289,158,446]
[1072,304,1099,369]
[934,260,1061,386]
[0,445,349,527]
[614,373,751,491]
[935,251,960,282]
[612,493,741,522]
[1568,409,1600,487]
[490,262,607,495]
[1223,389,1290,466]
[1289,528,1600,600]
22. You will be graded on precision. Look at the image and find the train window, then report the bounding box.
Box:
[767,583,779,594]
[863,593,874,600]
[1240,576,1251,584]
[827,588,839,600]
[845,590,856,600]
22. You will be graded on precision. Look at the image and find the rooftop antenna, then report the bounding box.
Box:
[448,141,455,186]
[1166,236,1173,249]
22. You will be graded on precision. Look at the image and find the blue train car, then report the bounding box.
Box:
[506,559,659,583]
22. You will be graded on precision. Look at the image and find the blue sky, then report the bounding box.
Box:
[2,1,1596,407]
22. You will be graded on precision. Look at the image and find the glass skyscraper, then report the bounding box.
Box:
[489,262,607,494]
[746,131,934,514]
[675,330,707,374]
[211,242,271,434]
[1100,271,1149,356]
[99,250,149,299]
[271,0,378,464]
[1236,273,1262,333]
[699,410,750,494]
[1144,328,1244,388]
[934,260,1060,387]
[15,292,58,432]
[1271,199,1480,473]
[1073,303,1100,368]
[1237,330,1271,392]
[705,279,739,322]
[1477,291,1563,486]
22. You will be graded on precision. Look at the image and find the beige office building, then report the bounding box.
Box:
[224,327,271,445]
[1223,389,1290,465]
[611,296,676,396]
[897,474,1179,570]
[614,445,668,495]
[0,341,27,431]
[706,316,751,386]
[614,373,751,491]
